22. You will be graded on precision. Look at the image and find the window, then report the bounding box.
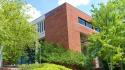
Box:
[78,17,101,32]
[42,20,45,32]
[37,22,40,32]
[86,22,93,29]
[37,20,45,33]
[95,28,100,32]
[43,21,45,31]
[41,21,45,32]
[41,21,43,32]
[78,17,93,29]
[78,17,86,25]
[40,22,42,32]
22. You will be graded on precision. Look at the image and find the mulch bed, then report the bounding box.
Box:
[0,67,19,70]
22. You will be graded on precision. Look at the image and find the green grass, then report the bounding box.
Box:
[19,63,72,70]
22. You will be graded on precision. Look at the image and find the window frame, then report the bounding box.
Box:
[78,17,93,29]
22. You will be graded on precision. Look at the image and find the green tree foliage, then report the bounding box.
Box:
[87,0,125,69]
[37,42,85,68]
[0,0,38,64]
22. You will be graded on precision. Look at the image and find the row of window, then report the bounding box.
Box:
[78,17,100,32]
[37,17,99,33]
[37,20,45,33]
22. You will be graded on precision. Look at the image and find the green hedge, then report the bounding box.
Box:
[36,42,85,67]
[19,63,71,70]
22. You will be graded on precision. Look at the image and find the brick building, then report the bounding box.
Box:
[32,2,98,52]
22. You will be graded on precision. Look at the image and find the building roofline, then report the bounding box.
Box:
[31,2,92,23]
[45,2,91,18]
[64,2,92,19]
[31,15,45,24]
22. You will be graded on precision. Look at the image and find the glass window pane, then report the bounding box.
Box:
[37,22,41,33]
[42,21,43,32]
[43,21,45,31]
[40,22,42,32]
[37,23,39,32]
[78,17,86,25]
[86,22,93,29]
[95,28,100,32]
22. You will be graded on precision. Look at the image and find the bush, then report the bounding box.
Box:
[36,42,85,67]
[19,63,71,70]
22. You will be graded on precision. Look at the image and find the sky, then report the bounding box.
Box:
[25,0,108,21]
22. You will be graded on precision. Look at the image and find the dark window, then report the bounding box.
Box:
[37,22,42,33]
[41,22,43,32]
[40,22,42,32]
[78,17,86,25]
[95,28,100,32]
[86,22,93,29]
[37,23,40,32]
[78,17,94,29]
[43,20,45,31]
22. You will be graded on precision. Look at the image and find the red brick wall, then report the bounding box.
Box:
[45,3,69,49]
[66,3,95,52]
[45,3,94,52]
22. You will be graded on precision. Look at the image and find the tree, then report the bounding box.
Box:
[37,41,85,69]
[0,0,38,65]
[87,0,125,70]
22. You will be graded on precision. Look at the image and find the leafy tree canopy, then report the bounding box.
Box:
[87,0,125,69]
[0,0,38,64]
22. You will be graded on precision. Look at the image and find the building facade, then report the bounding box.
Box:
[32,3,97,52]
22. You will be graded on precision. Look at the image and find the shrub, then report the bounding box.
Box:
[19,63,71,70]
[36,42,85,67]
